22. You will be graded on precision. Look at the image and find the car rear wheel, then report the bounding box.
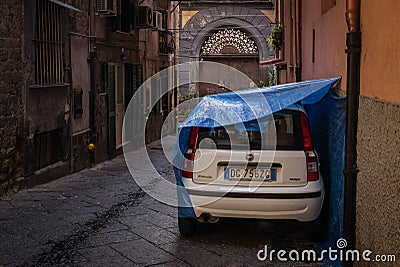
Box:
[304,203,329,242]
[304,216,323,241]
[178,217,197,236]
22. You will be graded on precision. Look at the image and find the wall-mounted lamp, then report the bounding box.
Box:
[120,47,127,60]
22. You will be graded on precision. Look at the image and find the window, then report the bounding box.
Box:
[100,61,108,93]
[73,88,83,118]
[321,0,336,14]
[124,63,142,109]
[312,29,316,63]
[151,75,161,114]
[159,31,169,54]
[158,11,171,54]
[115,0,134,33]
[197,110,304,151]
[201,29,258,55]
[34,0,64,85]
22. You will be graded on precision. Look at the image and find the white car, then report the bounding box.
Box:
[178,105,325,239]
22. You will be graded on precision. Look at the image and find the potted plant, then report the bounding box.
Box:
[166,45,175,54]
[258,80,267,88]
[267,24,284,51]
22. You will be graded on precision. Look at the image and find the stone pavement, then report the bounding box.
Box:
[0,136,320,266]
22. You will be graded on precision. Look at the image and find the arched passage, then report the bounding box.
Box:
[179,6,274,95]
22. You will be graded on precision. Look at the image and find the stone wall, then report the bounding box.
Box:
[0,1,25,194]
[68,0,90,35]
[356,96,400,265]
[0,0,177,196]
[72,130,92,172]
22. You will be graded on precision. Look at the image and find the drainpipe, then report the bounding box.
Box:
[68,33,74,173]
[274,0,280,84]
[88,0,96,166]
[295,0,302,82]
[88,54,95,166]
[275,0,283,84]
[343,0,361,265]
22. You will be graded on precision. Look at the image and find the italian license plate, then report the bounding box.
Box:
[224,168,277,181]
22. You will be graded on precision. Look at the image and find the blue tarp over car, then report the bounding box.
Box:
[173,77,345,266]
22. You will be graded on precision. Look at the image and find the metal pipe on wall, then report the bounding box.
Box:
[88,0,96,165]
[295,0,302,82]
[343,0,361,266]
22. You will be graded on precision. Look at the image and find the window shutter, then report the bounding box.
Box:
[162,11,167,30]
[108,64,116,152]
[152,75,160,114]
[124,64,144,136]
[124,63,133,110]
[135,65,143,134]
[100,61,108,93]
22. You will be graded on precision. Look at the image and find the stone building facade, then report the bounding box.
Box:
[0,1,26,193]
[178,0,275,96]
[0,0,178,195]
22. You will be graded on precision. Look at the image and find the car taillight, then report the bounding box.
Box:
[305,151,319,181]
[300,113,319,181]
[182,127,199,178]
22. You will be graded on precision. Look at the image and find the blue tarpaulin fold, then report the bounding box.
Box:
[174,78,345,266]
[180,78,339,128]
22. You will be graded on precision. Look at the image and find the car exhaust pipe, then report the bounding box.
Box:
[199,213,219,223]
[202,213,211,222]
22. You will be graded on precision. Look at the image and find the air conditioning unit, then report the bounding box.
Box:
[96,0,117,15]
[153,11,164,30]
[138,6,153,28]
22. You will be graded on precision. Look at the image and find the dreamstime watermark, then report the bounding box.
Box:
[257,238,397,263]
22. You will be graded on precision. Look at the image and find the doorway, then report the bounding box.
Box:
[106,62,143,154]
[115,65,125,148]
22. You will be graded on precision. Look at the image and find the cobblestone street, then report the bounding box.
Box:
[0,137,320,266]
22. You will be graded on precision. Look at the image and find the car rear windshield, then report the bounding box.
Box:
[197,109,304,150]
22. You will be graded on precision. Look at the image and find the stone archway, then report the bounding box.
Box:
[199,28,261,95]
[180,6,273,61]
[179,5,274,95]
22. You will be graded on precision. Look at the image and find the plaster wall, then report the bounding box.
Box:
[71,35,90,134]
[360,0,400,104]
[301,0,347,88]
[298,1,400,259]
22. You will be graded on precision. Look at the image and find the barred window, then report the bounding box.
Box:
[34,0,64,85]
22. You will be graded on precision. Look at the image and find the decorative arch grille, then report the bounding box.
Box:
[201,29,258,55]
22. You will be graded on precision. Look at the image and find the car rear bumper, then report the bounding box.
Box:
[182,179,324,222]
